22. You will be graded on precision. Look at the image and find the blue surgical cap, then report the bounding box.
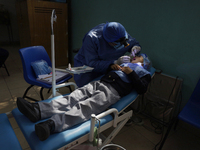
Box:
[103,22,127,43]
[140,53,152,71]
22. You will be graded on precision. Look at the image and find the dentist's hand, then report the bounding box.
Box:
[121,56,131,63]
[131,46,141,57]
[114,56,131,65]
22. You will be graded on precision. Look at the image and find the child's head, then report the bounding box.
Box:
[131,53,152,70]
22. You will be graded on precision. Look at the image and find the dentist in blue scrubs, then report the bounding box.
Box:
[74,22,141,87]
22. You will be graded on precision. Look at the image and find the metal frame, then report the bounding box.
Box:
[58,109,133,150]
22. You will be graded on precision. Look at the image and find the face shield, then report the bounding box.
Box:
[103,22,130,50]
[113,32,129,50]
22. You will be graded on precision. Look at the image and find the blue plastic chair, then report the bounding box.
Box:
[19,46,72,101]
[177,78,200,128]
[159,78,200,149]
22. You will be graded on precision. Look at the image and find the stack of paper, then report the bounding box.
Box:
[36,71,70,84]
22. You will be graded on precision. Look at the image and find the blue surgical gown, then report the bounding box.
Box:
[74,23,140,87]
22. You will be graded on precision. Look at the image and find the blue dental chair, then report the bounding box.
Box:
[159,78,200,149]
[19,46,73,101]
[12,67,156,150]
[0,113,22,150]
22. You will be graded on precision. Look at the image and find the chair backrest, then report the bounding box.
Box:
[19,46,52,84]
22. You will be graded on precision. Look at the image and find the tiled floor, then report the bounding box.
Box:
[1,44,200,150]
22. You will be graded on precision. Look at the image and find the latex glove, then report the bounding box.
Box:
[115,56,131,65]
[121,56,131,63]
[131,46,141,57]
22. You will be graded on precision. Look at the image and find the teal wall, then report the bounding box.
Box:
[70,0,200,107]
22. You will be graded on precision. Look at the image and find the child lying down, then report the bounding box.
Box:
[17,53,152,141]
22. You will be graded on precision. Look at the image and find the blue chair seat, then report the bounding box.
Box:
[0,113,22,150]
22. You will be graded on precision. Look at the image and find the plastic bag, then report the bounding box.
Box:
[31,60,52,77]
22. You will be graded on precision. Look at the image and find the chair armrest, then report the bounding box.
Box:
[89,108,119,142]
